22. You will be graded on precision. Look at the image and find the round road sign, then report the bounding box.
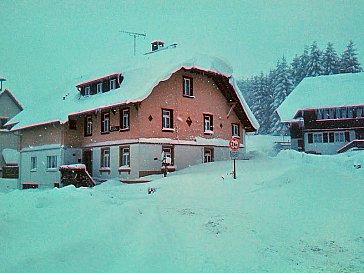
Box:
[229,138,240,151]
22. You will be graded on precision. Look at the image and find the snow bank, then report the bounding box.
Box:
[1,146,363,272]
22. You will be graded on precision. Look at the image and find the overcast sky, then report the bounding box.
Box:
[1,0,363,103]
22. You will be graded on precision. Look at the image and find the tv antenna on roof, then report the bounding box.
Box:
[120,30,146,56]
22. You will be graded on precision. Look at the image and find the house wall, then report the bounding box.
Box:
[137,70,243,141]
[20,123,64,149]
[87,141,244,180]
[303,130,356,154]
[19,145,63,188]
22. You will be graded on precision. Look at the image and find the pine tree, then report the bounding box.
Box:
[306,41,323,77]
[340,40,363,73]
[270,57,293,134]
[322,42,339,75]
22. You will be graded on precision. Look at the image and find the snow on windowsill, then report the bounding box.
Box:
[162,128,175,132]
[204,130,214,135]
[99,167,111,172]
[119,128,130,132]
[183,95,195,99]
[46,168,58,172]
[118,167,131,172]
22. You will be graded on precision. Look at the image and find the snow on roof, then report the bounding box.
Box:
[7,47,257,131]
[277,72,364,122]
[2,148,19,165]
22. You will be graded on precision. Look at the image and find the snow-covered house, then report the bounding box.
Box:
[277,72,364,154]
[6,47,258,188]
[0,88,23,177]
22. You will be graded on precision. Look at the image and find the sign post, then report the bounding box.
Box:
[229,138,240,179]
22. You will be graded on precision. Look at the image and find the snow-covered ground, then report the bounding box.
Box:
[1,135,363,273]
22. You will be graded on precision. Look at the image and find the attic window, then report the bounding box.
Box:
[183,77,193,97]
[97,83,103,93]
[85,86,91,96]
[110,79,116,90]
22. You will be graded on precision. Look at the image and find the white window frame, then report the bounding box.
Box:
[162,109,173,129]
[97,82,103,93]
[110,79,116,90]
[101,112,110,133]
[183,77,192,97]
[85,86,91,96]
[85,115,92,136]
[162,146,173,165]
[204,114,213,133]
[120,147,130,167]
[313,133,323,143]
[121,108,130,130]
[335,132,345,142]
[46,155,57,169]
[101,148,110,168]
[30,156,37,171]
[204,148,213,163]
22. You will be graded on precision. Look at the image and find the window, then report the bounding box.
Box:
[84,115,93,136]
[204,147,214,163]
[30,156,37,171]
[316,109,323,119]
[329,109,335,119]
[101,148,110,168]
[308,133,313,143]
[335,108,341,119]
[162,109,173,129]
[101,111,110,133]
[324,109,330,119]
[335,132,344,142]
[341,108,347,118]
[232,123,240,137]
[329,132,334,143]
[356,107,363,118]
[47,155,57,169]
[348,108,354,118]
[97,83,103,93]
[204,114,213,134]
[313,133,322,143]
[345,131,350,142]
[85,86,91,96]
[183,77,193,97]
[119,146,130,167]
[323,132,328,143]
[162,145,174,165]
[110,79,116,90]
[120,108,130,130]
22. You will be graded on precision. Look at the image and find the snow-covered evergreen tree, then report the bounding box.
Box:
[340,40,363,73]
[322,42,339,75]
[306,41,323,77]
[270,57,293,134]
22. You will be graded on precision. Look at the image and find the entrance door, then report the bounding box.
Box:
[82,149,93,176]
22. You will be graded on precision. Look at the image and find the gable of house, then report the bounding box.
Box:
[0,89,23,127]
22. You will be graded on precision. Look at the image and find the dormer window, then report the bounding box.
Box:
[85,86,90,96]
[97,83,103,93]
[110,79,116,90]
[77,73,123,97]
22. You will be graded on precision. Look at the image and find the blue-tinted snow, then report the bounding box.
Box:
[277,72,364,121]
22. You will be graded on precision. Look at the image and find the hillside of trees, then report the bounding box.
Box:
[238,40,363,135]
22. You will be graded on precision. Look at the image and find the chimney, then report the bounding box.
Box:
[151,40,164,52]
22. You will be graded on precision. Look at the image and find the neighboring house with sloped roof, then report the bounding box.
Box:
[277,72,364,154]
[0,88,23,177]
[7,44,258,188]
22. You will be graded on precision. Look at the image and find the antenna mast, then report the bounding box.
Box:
[120,30,146,56]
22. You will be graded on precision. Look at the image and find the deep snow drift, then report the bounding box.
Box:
[1,136,363,273]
